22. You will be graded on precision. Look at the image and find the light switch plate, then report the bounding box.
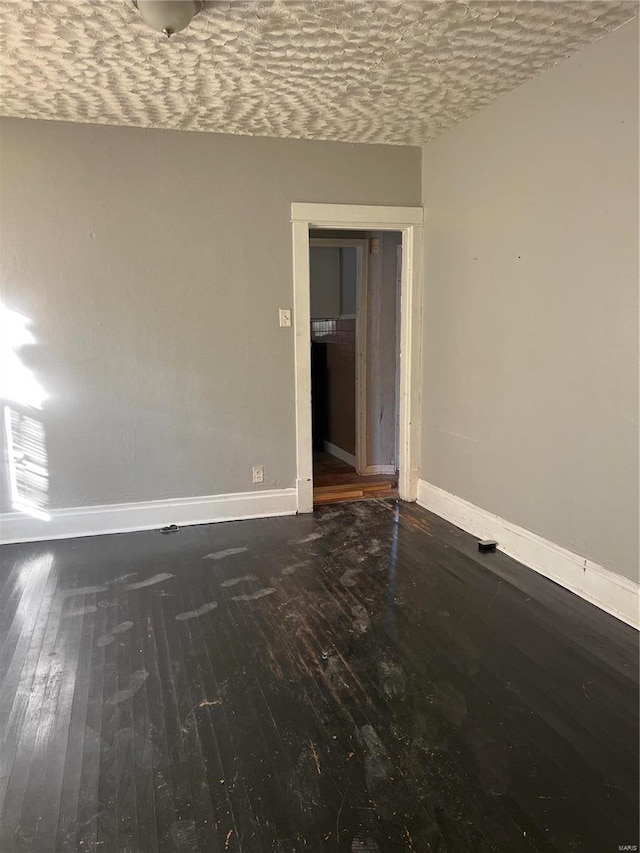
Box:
[279,308,292,327]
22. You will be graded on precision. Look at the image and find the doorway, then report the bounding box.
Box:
[291,203,424,514]
[309,232,401,505]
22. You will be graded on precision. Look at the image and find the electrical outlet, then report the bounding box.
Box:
[252,465,264,484]
[279,308,292,327]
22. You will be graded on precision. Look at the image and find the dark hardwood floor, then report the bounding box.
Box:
[0,500,637,852]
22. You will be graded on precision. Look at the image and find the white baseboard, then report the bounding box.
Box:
[321,442,395,477]
[416,479,639,630]
[0,488,298,545]
[323,441,357,468]
[360,465,397,476]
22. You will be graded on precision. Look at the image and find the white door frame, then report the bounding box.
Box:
[291,202,424,513]
[309,236,369,474]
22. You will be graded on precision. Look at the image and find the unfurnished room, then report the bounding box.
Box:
[0,2,638,852]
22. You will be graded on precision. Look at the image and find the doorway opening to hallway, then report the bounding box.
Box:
[309,231,402,506]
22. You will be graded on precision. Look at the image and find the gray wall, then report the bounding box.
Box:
[340,248,357,317]
[365,231,401,469]
[309,246,341,319]
[420,20,639,581]
[309,246,358,319]
[0,118,420,511]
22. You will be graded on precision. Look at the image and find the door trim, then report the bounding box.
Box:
[291,203,424,513]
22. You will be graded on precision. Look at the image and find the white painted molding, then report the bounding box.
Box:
[292,202,423,227]
[0,488,298,545]
[416,479,639,630]
[291,202,423,510]
[292,218,314,515]
[397,221,423,502]
[323,441,357,469]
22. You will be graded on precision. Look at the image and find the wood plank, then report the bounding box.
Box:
[313,484,365,495]
[54,563,100,851]
[313,490,365,504]
[314,481,395,494]
[314,472,398,487]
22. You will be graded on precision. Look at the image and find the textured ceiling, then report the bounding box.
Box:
[0,1,637,145]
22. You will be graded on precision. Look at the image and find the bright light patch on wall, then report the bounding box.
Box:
[1,304,50,521]
[0,306,47,409]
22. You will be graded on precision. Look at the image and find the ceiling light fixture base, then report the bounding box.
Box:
[132,1,204,38]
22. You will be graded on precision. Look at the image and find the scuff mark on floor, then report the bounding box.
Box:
[324,654,350,691]
[367,539,382,555]
[108,572,138,585]
[232,588,276,602]
[359,724,392,792]
[317,509,342,521]
[107,669,149,704]
[351,604,370,634]
[64,604,97,618]
[113,726,161,769]
[341,567,361,588]
[352,838,380,853]
[126,573,173,590]
[203,547,248,560]
[175,601,218,621]
[282,560,312,576]
[97,620,134,647]
[170,818,200,852]
[296,531,324,544]
[60,585,108,597]
[378,658,406,699]
[220,574,259,587]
